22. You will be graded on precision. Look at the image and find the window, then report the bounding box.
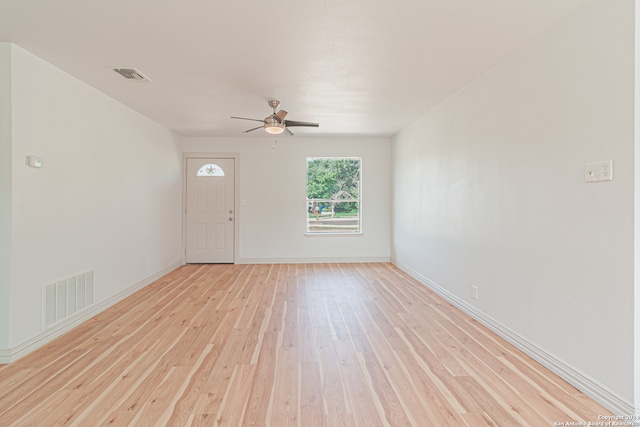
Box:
[306,157,361,234]
[197,163,225,177]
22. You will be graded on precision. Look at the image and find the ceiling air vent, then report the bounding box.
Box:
[112,68,151,82]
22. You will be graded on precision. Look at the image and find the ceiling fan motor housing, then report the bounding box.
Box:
[268,100,281,111]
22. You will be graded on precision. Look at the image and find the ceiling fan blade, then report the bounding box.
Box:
[283,120,319,127]
[285,127,294,136]
[243,126,263,133]
[231,116,265,123]
[275,110,288,122]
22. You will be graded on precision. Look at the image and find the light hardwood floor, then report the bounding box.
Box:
[0,263,611,426]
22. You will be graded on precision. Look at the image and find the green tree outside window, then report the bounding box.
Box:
[306,158,361,233]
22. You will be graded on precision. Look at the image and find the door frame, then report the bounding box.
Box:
[183,152,240,264]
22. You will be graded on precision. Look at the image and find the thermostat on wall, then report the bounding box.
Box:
[27,156,43,168]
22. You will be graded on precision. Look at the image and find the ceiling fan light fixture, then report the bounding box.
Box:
[231,100,318,135]
[264,119,285,135]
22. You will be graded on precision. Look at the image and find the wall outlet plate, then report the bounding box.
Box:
[585,160,613,182]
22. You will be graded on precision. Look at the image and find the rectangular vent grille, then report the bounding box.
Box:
[112,68,151,82]
[43,270,94,330]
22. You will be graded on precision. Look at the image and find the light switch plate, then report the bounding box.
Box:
[585,160,613,182]
[27,156,43,168]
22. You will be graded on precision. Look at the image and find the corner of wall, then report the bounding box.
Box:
[0,42,13,350]
[634,0,640,415]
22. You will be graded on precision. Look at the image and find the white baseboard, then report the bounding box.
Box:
[391,258,636,416]
[0,259,183,364]
[0,348,11,363]
[237,256,390,264]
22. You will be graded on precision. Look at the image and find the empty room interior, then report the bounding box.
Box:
[1,0,640,425]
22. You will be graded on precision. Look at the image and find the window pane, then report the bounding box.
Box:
[197,163,225,177]
[306,158,361,233]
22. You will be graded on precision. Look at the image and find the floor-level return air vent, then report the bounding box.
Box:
[43,270,94,330]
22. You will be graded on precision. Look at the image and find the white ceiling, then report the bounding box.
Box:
[0,0,590,138]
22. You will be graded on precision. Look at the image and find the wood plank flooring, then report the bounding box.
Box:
[0,263,611,426]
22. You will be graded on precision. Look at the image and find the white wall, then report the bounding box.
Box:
[0,43,12,349]
[5,45,183,350]
[635,0,640,413]
[183,137,390,263]
[392,0,635,413]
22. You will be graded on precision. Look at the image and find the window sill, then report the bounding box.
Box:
[304,232,363,237]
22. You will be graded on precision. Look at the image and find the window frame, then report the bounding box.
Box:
[305,156,362,236]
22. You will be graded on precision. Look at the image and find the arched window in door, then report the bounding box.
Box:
[197,163,225,177]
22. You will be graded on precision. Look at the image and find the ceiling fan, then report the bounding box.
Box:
[231,100,319,135]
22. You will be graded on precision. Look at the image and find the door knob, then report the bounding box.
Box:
[228,217,233,221]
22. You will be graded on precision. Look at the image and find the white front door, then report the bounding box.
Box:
[186,158,235,263]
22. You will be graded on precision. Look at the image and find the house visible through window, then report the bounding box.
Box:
[306,157,361,234]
